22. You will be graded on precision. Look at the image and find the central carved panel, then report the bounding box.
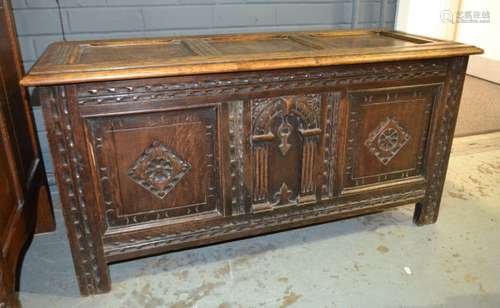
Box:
[251,93,322,212]
[128,140,191,199]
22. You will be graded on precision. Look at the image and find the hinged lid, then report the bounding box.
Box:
[21,29,483,86]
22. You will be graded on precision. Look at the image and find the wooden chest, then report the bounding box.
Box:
[21,30,482,295]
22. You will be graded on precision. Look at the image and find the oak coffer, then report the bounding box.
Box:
[21,30,482,295]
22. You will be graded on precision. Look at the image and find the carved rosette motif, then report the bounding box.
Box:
[365,117,411,165]
[128,141,191,199]
[251,94,321,212]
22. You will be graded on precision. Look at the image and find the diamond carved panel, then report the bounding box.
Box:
[364,117,411,165]
[128,140,191,199]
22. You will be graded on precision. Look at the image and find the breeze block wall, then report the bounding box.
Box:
[11,0,397,187]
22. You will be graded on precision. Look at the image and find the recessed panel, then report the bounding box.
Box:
[78,41,195,64]
[209,37,314,55]
[343,84,441,189]
[313,33,420,49]
[249,93,325,212]
[87,107,221,228]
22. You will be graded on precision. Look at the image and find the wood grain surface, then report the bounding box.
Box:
[21,30,482,86]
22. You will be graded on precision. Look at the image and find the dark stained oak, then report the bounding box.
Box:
[0,0,55,306]
[21,29,482,296]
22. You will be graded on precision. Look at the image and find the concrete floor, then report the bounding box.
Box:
[17,132,500,308]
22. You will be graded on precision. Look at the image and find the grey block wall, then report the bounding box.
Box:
[12,0,397,185]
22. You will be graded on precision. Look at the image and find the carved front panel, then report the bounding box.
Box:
[343,84,442,189]
[86,107,221,230]
[250,93,326,212]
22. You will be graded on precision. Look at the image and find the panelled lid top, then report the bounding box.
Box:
[21,29,482,86]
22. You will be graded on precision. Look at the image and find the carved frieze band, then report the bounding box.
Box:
[251,94,321,212]
[44,87,105,295]
[76,60,448,105]
[104,189,426,258]
[420,57,468,223]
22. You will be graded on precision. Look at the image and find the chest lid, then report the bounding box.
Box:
[21,29,482,87]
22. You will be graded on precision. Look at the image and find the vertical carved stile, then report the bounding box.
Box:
[415,57,468,225]
[228,101,245,215]
[41,86,110,295]
[322,92,341,199]
[206,123,218,207]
